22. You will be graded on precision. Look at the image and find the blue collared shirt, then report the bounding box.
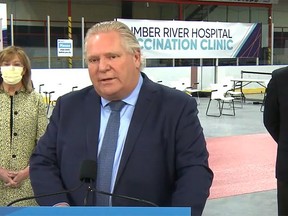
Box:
[99,75,143,195]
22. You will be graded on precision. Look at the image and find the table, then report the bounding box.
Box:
[230,78,267,102]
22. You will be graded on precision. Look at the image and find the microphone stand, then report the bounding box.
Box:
[7,182,85,206]
[83,179,94,206]
[94,189,158,207]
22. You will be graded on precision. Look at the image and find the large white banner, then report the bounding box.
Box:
[118,19,262,59]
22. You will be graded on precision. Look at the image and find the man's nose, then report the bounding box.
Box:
[98,58,110,71]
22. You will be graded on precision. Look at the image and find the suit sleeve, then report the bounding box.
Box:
[263,73,280,142]
[172,97,213,215]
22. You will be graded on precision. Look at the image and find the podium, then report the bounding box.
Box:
[0,207,191,216]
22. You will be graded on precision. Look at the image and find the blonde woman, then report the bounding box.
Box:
[0,46,47,206]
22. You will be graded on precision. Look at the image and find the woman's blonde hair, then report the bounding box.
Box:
[0,46,33,92]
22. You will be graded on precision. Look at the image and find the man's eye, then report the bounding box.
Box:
[88,58,99,64]
[110,55,117,60]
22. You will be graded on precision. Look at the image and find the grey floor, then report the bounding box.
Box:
[196,94,278,216]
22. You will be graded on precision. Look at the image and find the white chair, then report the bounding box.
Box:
[185,82,201,105]
[226,80,244,108]
[206,83,235,117]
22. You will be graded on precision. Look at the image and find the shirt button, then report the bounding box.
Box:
[12,155,16,158]
[14,111,18,115]
[13,132,17,136]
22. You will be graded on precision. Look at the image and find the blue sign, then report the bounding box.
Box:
[57,39,73,57]
[0,207,191,216]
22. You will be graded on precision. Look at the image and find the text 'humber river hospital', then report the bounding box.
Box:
[130,27,234,51]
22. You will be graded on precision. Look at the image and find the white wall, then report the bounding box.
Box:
[31,65,287,100]
[200,65,287,90]
[32,68,91,101]
[31,67,192,100]
[143,67,191,90]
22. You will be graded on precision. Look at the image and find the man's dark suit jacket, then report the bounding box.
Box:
[264,66,288,181]
[30,73,213,215]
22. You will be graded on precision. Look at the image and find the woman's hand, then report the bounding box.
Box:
[0,167,17,187]
[8,166,29,188]
[0,166,29,188]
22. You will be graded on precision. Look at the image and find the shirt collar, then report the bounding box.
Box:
[101,74,143,107]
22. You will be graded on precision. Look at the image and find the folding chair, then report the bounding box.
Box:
[206,84,235,117]
[46,91,55,116]
[72,86,78,91]
[185,82,201,105]
[226,82,244,108]
[38,84,44,94]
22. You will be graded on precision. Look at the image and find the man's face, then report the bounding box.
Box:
[86,31,141,101]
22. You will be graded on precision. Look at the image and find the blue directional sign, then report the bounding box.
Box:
[57,39,73,57]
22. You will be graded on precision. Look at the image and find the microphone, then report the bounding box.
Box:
[80,159,97,182]
[81,160,158,207]
[80,159,97,205]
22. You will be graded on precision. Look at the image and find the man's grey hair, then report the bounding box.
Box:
[84,20,145,70]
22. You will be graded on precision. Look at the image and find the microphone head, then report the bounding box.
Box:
[79,160,97,182]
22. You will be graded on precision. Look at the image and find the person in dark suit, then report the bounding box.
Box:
[29,20,213,215]
[264,66,288,216]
